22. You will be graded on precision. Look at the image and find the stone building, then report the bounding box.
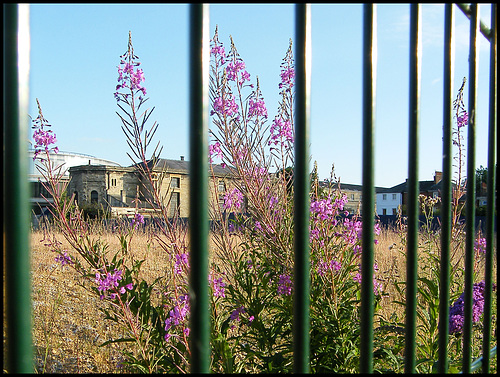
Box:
[29,149,121,216]
[67,157,240,218]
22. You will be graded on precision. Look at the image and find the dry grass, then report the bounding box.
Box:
[29,231,128,373]
[3,223,496,373]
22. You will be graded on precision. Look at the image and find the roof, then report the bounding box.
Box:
[30,149,122,181]
[319,178,449,194]
[136,158,237,177]
[380,179,446,193]
[319,180,385,192]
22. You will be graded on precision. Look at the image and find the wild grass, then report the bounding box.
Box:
[22,221,495,373]
[9,29,495,374]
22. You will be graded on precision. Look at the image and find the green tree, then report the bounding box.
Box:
[475,165,488,196]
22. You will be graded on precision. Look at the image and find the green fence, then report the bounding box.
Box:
[3,3,497,374]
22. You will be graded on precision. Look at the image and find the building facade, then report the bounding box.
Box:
[375,188,403,216]
[67,158,239,218]
[29,149,121,215]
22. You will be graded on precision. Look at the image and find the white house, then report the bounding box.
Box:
[375,187,402,216]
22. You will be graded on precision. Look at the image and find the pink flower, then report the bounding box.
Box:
[248,98,268,118]
[277,274,293,296]
[474,237,486,255]
[211,95,239,118]
[210,273,226,298]
[211,45,225,57]
[230,306,245,321]
[269,117,293,146]
[114,48,147,100]
[223,188,244,210]
[457,112,468,128]
[226,60,246,82]
[279,67,295,89]
[209,141,223,163]
[54,252,73,267]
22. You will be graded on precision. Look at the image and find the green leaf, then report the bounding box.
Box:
[99,337,136,347]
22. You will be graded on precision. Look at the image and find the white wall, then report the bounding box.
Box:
[376,192,402,216]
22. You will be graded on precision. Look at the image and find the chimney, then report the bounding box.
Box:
[434,171,442,184]
[180,156,184,161]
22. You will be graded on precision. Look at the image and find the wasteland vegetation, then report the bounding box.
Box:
[6,28,496,373]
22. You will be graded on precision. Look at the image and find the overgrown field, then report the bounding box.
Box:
[8,223,493,373]
[5,26,496,374]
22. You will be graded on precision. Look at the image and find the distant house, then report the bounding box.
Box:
[375,187,402,216]
[320,171,447,217]
[476,181,488,207]
[318,180,379,215]
[378,171,448,215]
[336,182,364,215]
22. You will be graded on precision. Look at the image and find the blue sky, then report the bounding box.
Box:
[27,4,493,187]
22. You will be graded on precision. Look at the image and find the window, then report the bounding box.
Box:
[392,208,397,215]
[382,194,387,200]
[171,177,180,188]
[218,180,226,192]
[392,193,397,200]
[32,181,51,198]
[111,178,117,187]
[169,192,180,217]
[350,193,355,201]
[91,190,98,204]
[382,208,387,215]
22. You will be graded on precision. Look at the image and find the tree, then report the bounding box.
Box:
[475,165,488,196]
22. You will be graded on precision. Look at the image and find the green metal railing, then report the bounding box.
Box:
[188,4,210,373]
[3,3,33,374]
[3,3,497,374]
[360,4,376,373]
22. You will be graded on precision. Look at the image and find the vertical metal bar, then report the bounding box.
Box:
[3,3,33,373]
[360,4,376,373]
[462,3,479,373]
[188,3,210,373]
[482,3,497,373]
[438,4,454,373]
[293,3,311,373]
[405,4,421,373]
